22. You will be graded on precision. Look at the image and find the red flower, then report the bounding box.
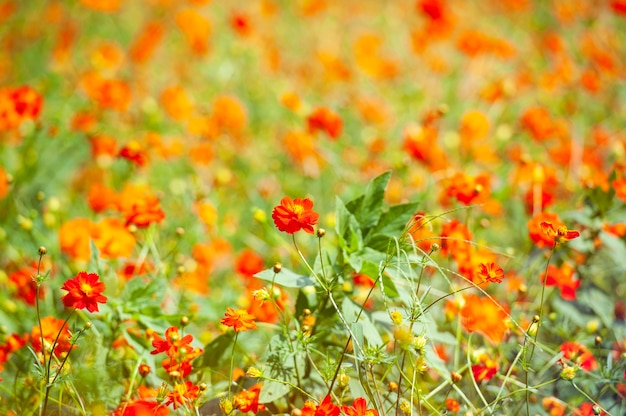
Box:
[560,342,597,371]
[233,383,266,413]
[540,221,580,245]
[341,397,379,416]
[165,381,199,409]
[272,196,319,234]
[150,326,194,357]
[477,262,504,284]
[60,272,107,312]
[315,395,340,416]
[307,107,342,139]
[543,263,580,301]
[221,307,257,332]
[471,353,499,382]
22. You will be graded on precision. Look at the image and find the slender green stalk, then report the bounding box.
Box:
[227,332,239,401]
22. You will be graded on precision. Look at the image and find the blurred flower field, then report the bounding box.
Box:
[1,0,626,415]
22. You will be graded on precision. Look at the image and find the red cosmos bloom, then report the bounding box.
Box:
[477,262,504,284]
[315,395,340,416]
[575,402,606,416]
[233,383,266,413]
[560,341,598,371]
[271,197,319,234]
[543,263,580,301]
[307,107,342,139]
[341,397,379,416]
[471,353,499,382]
[151,326,194,357]
[445,397,460,413]
[61,272,107,312]
[221,307,257,332]
[540,221,580,245]
[165,381,199,409]
[112,400,170,416]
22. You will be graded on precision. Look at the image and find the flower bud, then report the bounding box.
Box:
[317,228,326,238]
[138,364,151,377]
[220,399,233,415]
[38,246,47,256]
[450,371,463,383]
[246,367,263,378]
[273,262,282,273]
[338,372,350,388]
[180,316,189,327]
[390,310,403,326]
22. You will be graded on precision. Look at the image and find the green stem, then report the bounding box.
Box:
[228,332,239,401]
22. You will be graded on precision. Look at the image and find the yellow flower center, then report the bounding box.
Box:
[80,283,93,295]
[292,204,304,215]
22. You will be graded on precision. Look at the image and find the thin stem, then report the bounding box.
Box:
[228,332,239,401]
[528,243,556,361]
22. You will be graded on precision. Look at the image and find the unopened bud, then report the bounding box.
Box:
[169,370,181,378]
[338,372,350,388]
[317,228,326,238]
[451,371,462,383]
[138,364,151,377]
[430,243,440,252]
[388,381,398,391]
[176,227,185,236]
[38,246,47,256]
[273,262,282,273]
[180,316,189,326]
[246,367,263,378]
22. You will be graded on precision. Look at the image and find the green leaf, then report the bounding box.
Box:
[577,288,614,328]
[259,379,291,403]
[199,333,235,368]
[344,172,392,236]
[373,201,420,236]
[254,268,316,288]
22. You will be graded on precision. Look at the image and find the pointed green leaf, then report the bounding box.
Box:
[254,268,316,288]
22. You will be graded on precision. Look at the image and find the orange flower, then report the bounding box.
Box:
[119,140,149,166]
[59,218,94,261]
[272,196,319,234]
[151,326,194,357]
[80,0,121,12]
[0,166,9,199]
[31,316,74,357]
[528,212,577,248]
[403,125,448,172]
[235,249,265,278]
[129,21,164,64]
[165,381,199,409]
[8,265,43,305]
[116,184,165,227]
[233,383,266,413]
[540,221,580,245]
[161,86,194,121]
[341,397,379,416]
[221,307,257,332]
[459,110,490,144]
[443,172,491,206]
[542,397,566,416]
[613,178,626,203]
[112,399,170,416]
[91,217,136,258]
[445,398,460,413]
[560,341,597,371]
[175,8,211,55]
[211,94,247,137]
[439,219,472,257]
[544,262,580,301]
[60,271,107,312]
[460,295,509,344]
[520,107,554,141]
[477,262,504,284]
[307,107,342,140]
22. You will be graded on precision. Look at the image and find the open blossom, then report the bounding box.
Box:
[60,272,107,312]
[341,397,379,416]
[221,307,257,332]
[477,262,504,284]
[540,221,580,245]
[271,196,319,234]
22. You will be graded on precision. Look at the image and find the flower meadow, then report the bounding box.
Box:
[1,0,626,415]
